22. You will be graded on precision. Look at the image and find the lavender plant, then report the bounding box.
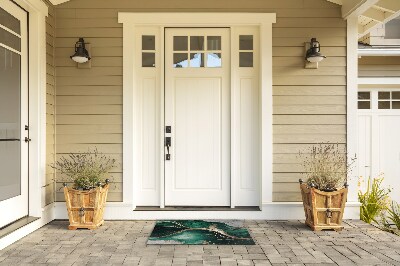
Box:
[53,148,116,190]
[299,143,355,191]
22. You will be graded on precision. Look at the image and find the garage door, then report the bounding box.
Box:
[358,89,400,202]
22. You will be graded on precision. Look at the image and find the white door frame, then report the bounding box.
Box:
[11,0,48,217]
[119,13,276,209]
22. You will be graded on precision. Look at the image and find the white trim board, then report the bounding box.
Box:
[359,77,400,85]
[54,202,360,220]
[119,13,276,210]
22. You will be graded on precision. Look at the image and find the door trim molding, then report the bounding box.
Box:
[13,0,48,217]
[119,13,276,209]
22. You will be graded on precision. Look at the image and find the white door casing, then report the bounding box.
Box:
[0,0,28,228]
[357,88,400,203]
[164,28,230,206]
[119,13,275,209]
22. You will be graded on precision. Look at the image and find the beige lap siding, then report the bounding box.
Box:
[44,1,56,207]
[359,56,400,77]
[55,0,346,202]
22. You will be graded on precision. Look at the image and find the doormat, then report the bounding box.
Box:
[147,220,255,245]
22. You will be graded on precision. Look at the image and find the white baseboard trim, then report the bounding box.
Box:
[0,203,55,250]
[54,201,361,220]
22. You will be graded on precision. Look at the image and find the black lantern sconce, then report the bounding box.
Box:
[70,37,91,66]
[305,38,326,69]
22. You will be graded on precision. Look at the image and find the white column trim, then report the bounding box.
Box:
[119,13,276,208]
[347,17,359,203]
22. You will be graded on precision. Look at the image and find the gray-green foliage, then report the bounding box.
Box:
[299,143,355,191]
[53,148,116,190]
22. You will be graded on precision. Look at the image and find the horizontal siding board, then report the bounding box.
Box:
[56,134,123,144]
[56,115,122,125]
[56,105,122,114]
[273,86,346,96]
[57,86,122,96]
[56,96,122,105]
[273,115,346,125]
[273,134,345,143]
[57,124,122,134]
[273,105,346,114]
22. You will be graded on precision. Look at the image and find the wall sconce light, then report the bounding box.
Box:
[70,37,91,64]
[305,38,326,69]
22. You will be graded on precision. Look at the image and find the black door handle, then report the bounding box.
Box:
[165,137,171,160]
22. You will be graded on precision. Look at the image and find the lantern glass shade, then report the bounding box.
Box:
[305,38,326,63]
[70,38,91,63]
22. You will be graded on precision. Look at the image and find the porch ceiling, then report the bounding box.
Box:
[327,0,400,39]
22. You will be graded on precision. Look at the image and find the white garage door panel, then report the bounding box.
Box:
[379,116,400,202]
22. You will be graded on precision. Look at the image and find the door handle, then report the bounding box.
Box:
[24,137,31,143]
[165,137,171,160]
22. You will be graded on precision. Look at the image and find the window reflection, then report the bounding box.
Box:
[173,53,188,68]
[190,53,204,67]
[207,53,221,68]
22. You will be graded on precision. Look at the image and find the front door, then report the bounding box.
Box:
[164,28,230,206]
[0,0,28,228]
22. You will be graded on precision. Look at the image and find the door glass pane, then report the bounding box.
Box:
[173,53,188,68]
[378,101,390,109]
[0,27,21,51]
[392,91,400,99]
[392,101,400,109]
[173,36,188,51]
[0,7,20,34]
[239,52,253,67]
[358,92,370,100]
[142,52,155,67]
[358,101,370,109]
[190,36,204,51]
[190,53,204,67]
[207,36,221,50]
[378,91,390,99]
[239,35,253,50]
[142,35,155,50]
[207,53,222,68]
[0,47,21,201]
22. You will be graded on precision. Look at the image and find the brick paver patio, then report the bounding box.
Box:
[0,220,399,265]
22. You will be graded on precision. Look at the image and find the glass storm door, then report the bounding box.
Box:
[164,28,231,206]
[0,0,28,228]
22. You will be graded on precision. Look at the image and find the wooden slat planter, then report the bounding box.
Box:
[63,184,109,230]
[300,182,347,231]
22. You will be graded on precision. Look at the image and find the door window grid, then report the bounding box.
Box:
[358,90,400,110]
[239,35,253,67]
[378,91,400,109]
[173,35,222,68]
[358,91,371,109]
[142,35,156,67]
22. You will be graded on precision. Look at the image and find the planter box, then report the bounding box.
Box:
[63,184,109,230]
[300,183,347,231]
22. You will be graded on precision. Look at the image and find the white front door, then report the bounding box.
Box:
[164,28,230,206]
[0,0,29,227]
[357,89,400,203]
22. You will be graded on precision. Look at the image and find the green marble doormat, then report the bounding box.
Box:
[147,220,255,245]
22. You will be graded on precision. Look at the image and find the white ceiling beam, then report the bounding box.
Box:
[47,0,70,5]
[326,0,343,5]
[361,8,387,22]
[374,0,400,12]
[342,0,380,19]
